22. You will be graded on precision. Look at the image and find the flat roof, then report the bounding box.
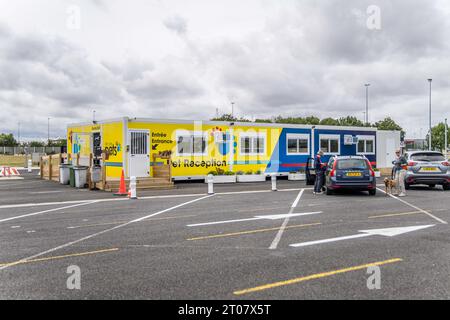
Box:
[68,116,380,132]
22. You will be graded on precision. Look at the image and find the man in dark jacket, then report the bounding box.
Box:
[314,150,325,194]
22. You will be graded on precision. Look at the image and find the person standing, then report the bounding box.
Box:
[392,149,407,197]
[314,150,325,195]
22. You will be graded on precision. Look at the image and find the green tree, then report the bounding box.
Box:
[427,122,448,152]
[0,133,18,146]
[29,141,45,147]
[374,117,405,140]
[48,139,67,147]
[274,116,320,125]
[338,116,365,127]
[211,114,250,122]
[319,117,340,126]
[254,119,273,123]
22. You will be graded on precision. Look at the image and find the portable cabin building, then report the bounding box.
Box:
[67,117,395,181]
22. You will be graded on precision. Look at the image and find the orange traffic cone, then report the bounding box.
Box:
[114,170,128,196]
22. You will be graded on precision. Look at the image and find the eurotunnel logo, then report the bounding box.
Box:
[172,159,227,169]
[104,142,122,156]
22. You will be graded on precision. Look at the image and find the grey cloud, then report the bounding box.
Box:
[2,1,450,139]
[163,15,188,36]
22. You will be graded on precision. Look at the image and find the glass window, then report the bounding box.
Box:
[366,140,374,153]
[177,136,192,155]
[337,159,368,170]
[240,134,265,155]
[330,139,339,153]
[176,133,207,155]
[320,136,339,154]
[287,139,298,154]
[357,136,375,154]
[358,140,365,153]
[320,139,329,153]
[299,139,308,153]
[287,134,309,154]
[410,153,445,162]
[193,136,206,154]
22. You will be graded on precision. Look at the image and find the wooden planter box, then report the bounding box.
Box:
[204,175,236,184]
[236,174,266,183]
[288,173,306,181]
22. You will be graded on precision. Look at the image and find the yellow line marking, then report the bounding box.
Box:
[67,215,198,229]
[0,248,119,267]
[233,258,403,296]
[187,223,322,241]
[368,211,422,219]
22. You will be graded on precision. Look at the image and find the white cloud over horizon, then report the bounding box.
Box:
[0,0,450,140]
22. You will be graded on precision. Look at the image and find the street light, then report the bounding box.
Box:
[47,117,51,146]
[428,79,432,151]
[17,122,20,145]
[231,102,235,118]
[445,118,448,157]
[365,84,370,125]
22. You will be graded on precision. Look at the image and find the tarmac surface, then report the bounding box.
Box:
[0,170,449,299]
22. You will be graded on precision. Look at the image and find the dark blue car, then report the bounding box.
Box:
[324,156,377,195]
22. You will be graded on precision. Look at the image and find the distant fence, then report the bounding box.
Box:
[0,146,65,155]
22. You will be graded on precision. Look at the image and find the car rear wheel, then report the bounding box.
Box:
[326,187,333,195]
[443,184,450,191]
[369,189,376,196]
[405,183,410,190]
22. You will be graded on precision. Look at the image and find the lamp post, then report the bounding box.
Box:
[231,102,235,118]
[365,84,370,125]
[428,79,432,151]
[47,117,51,146]
[445,118,448,156]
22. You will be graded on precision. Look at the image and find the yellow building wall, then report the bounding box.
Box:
[67,122,124,179]
[129,121,281,178]
[68,120,282,179]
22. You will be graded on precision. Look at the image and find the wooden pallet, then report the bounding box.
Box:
[104,177,175,192]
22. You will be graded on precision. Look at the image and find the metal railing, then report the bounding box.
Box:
[0,146,64,155]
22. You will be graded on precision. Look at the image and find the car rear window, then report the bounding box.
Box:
[410,153,445,162]
[336,159,368,170]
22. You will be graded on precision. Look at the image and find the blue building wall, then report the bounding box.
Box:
[266,127,377,173]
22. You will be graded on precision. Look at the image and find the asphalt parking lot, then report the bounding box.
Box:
[0,171,449,299]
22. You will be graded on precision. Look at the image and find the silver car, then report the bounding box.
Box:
[404,151,450,190]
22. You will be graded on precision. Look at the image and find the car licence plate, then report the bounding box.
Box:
[420,167,439,172]
[346,172,362,177]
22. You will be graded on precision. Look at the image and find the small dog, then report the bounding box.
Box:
[384,178,397,196]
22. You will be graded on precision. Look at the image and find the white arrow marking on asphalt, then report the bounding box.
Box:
[187,212,322,227]
[290,225,435,248]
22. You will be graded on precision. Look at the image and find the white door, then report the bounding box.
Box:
[128,130,150,177]
[386,138,395,168]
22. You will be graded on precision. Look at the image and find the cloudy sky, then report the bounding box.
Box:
[0,0,449,140]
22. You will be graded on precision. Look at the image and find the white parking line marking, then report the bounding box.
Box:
[376,188,447,224]
[290,225,435,248]
[0,195,213,271]
[0,188,308,210]
[269,189,305,250]
[0,201,98,224]
[187,211,320,227]
[28,191,66,194]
